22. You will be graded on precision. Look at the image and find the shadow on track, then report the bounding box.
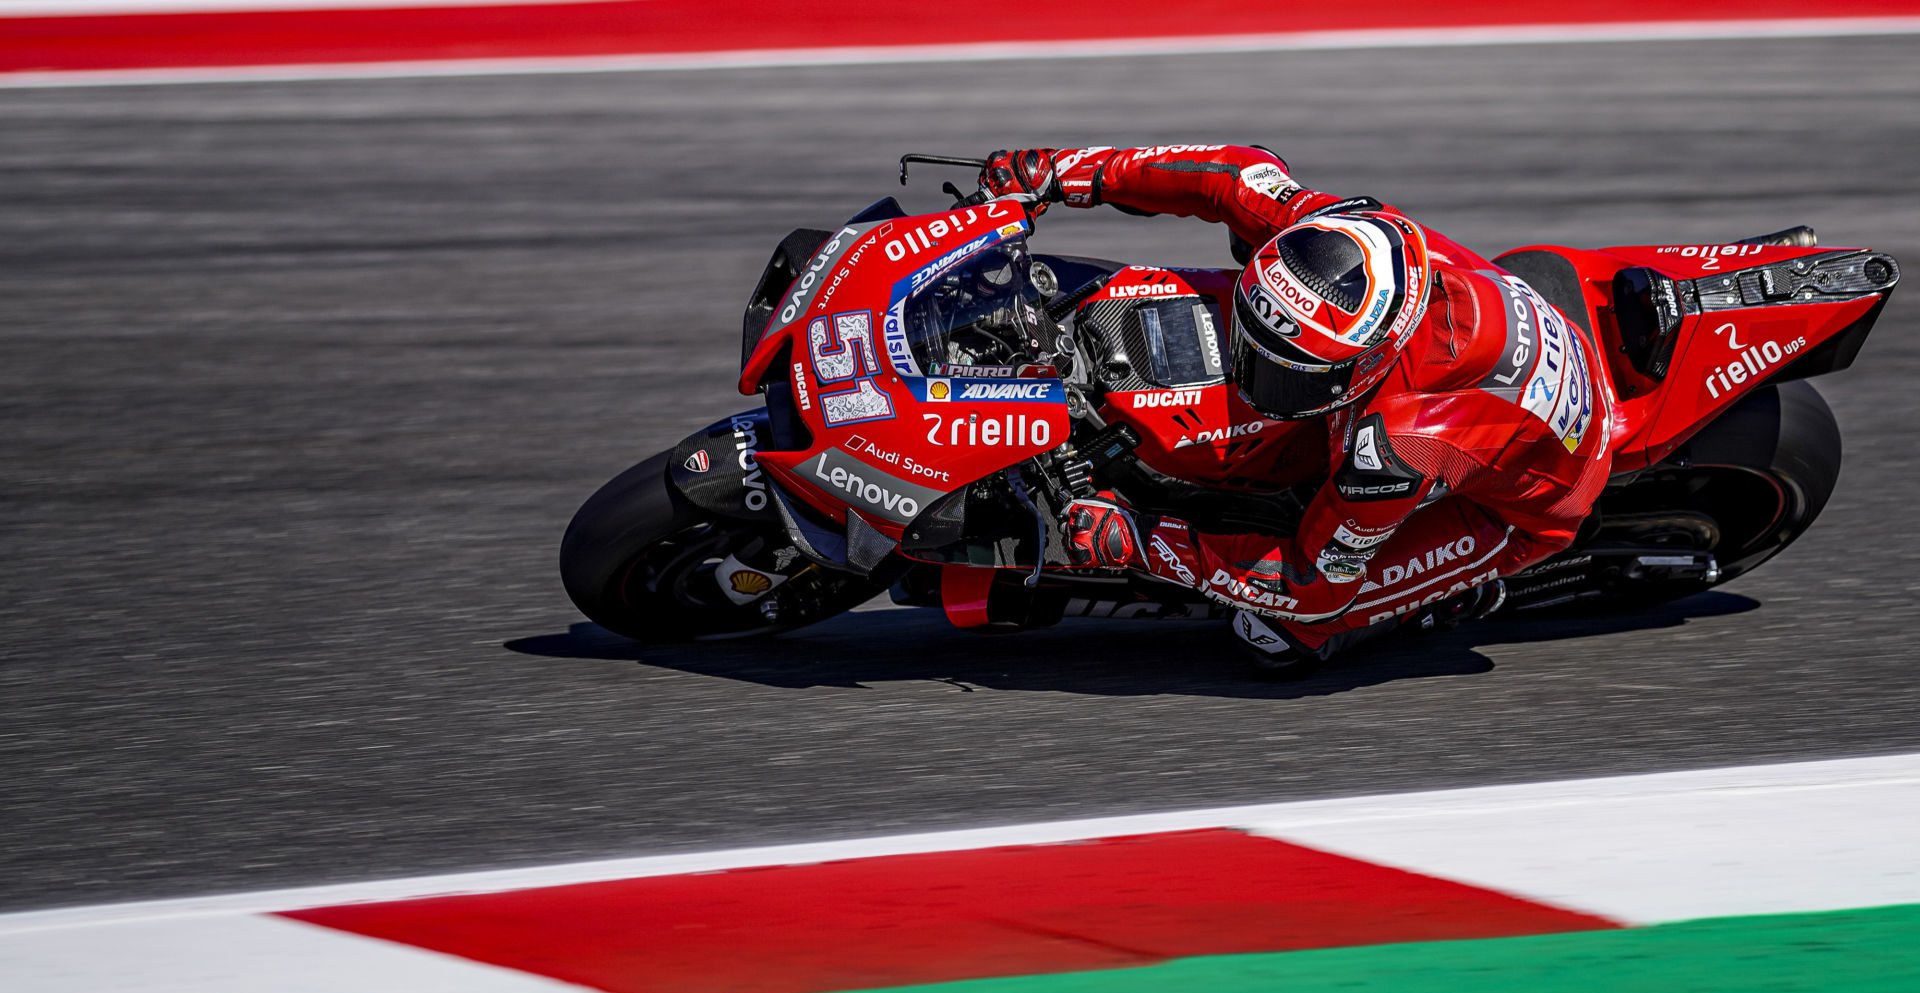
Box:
[504,591,1758,699]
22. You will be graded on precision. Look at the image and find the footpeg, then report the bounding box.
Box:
[1626,553,1720,584]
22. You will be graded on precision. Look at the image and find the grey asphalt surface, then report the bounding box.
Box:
[4,36,1919,914]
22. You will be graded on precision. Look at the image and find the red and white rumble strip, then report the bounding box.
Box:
[4,0,1920,87]
[3,752,1917,992]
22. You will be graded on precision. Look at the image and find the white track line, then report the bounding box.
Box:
[0,915,595,993]
[4,17,1920,88]
[2,751,1916,934]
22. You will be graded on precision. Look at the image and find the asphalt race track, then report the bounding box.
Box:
[4,36,1919,913]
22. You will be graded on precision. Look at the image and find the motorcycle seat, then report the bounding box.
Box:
[1490,248,1593,335]
[1493,246,1635,422]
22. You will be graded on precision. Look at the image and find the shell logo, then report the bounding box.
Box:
[928,379,951,401]
[729,570,773,595]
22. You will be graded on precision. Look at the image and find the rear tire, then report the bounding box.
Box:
[1572,380,1842,606]
[559,452,885,641]
[1684,379,1843,579]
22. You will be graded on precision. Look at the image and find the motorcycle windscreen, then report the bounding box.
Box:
[900,240,1059,370]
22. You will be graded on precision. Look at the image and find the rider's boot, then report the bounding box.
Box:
[1421,578,1507,631]
[1230,611,1321,679]
[1237,589,1494,679]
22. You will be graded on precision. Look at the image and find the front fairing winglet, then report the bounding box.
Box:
[668,409,781,522]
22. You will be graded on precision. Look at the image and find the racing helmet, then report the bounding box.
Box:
[1231,211,1431,419]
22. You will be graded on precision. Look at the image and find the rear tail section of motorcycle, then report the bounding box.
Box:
[1495,232,1893,612]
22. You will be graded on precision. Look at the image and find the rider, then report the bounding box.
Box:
[980,145,1614,671]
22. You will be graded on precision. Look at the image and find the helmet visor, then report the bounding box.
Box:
[1230,330,1358,420]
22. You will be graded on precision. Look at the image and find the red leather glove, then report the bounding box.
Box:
[1062,494,1141,568]
[981,148,1061,204]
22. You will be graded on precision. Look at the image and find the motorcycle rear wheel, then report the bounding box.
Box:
[1683,379,1843,580]
[1537,380,1843,609]
[559,452,886,641]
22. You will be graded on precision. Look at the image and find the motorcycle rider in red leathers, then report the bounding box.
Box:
[981,145,1614,672]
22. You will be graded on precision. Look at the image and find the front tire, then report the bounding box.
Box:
[559,452,884,641]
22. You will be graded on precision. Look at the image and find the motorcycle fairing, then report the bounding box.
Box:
[668,408,781,521]
[1079,265,1324,490]
[1495,241,1898,473]
[1075,265,1234,393]
[738,198,1071,538]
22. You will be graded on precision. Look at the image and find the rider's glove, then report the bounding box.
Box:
[981,148,1062,207]
[1062,493,1142,569]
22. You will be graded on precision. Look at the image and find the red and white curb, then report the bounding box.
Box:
[4,0,1920,87]
[3,752,1917,992]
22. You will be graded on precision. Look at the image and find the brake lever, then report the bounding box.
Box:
[941,182,994,208]
[1004,468,1049,588]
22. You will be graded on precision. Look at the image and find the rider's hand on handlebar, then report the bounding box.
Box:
[981,148,1062,211]
[1063,493,1143,569]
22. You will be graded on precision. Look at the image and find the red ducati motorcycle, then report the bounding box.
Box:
[560,156,1899,647]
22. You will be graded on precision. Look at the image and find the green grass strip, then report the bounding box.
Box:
[846,903,1920,993]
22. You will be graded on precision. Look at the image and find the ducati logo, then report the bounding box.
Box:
[684,451,711,473]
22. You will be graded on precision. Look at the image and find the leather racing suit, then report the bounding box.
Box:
[1039,144,1615,650]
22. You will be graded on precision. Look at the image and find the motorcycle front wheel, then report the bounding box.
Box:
[559,452,887,641]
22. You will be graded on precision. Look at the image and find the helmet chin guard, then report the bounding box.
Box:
[1231,212,1431,419]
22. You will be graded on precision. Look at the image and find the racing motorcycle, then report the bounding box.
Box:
[560,154,1899,656]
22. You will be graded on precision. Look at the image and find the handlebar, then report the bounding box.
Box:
[898,153,989,186]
